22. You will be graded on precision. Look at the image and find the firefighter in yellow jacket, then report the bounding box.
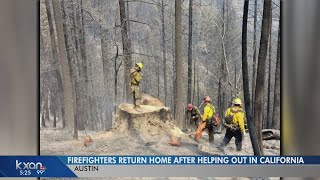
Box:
[130,63,143,107]
[220,98,245,151]
[195,96,216,143]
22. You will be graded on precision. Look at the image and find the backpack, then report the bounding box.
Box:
[205,105,215,126]
[225,108,243,125]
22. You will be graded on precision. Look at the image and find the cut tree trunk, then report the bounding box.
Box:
[113,104,183,138]
[262,129,280,140]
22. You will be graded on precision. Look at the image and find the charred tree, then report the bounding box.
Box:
[272,18,280,130]
[254,0,272,154]
[266,4,273,129]
[241,0,262,156]
[52,0,75,131]
[251,0,258,114]
[175,0,185,129]
[45,0,65,127]
[119,0,133,102]
[161,0,167,105]
[187,0,193,104]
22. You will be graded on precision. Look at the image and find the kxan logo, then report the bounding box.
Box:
[16,160,47,175]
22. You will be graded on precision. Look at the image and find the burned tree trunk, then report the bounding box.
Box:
[272,19,280,130]
[266,5,273,129]
[187,0,193,104]
[175,0,185,129]
[241,0,261,155]
[251,0,258,114]
[119,0,133,102]
[254,0,272,154]
[52,0,75,130]
[161,0,167,105]
[45,0,65,126]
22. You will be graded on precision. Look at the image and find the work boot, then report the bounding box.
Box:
[133,98,136,106]
[194,137,200,143]
[135,98,141,106]
[208,134,214,143]
[134,104,141,109]
[218,143,226,150]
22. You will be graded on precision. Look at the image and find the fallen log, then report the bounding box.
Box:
[262,129,280,140]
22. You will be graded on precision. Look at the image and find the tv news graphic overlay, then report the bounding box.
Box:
[0,156,320,177]
[15,159,46,176]
[0,156,76,177]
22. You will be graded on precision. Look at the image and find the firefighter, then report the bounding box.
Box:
[130,63,143,107]
[195,96,217,143]
[220,98,245,151]
[185,104,202,129]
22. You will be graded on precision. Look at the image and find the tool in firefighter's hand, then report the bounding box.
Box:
[199,101,204,110]
[223,123,237,131]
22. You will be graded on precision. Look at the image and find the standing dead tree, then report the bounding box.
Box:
[187,0,193,105]
[251,0,258,114]
[272,17,280,130]
[241,0,261,156]
[254,0,272,154]
[52,0,75,133]
[266,2,273,129]
[119,0,133,102]
[175,0,185,129]
[45,0,65,128]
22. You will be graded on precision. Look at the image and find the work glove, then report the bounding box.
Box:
[232,126,238,131]
[223,123,229,129]
[201,121,206,125]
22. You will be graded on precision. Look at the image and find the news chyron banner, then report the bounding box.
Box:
[0,156,320,177]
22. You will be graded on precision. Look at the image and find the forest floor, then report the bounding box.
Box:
[40,128,280,180]
[40,128,279,180]
[40,101,280,180]
[40,127,280,156]
[41,101,279,156]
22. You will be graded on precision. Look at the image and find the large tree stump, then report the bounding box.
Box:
[113,103,183,138]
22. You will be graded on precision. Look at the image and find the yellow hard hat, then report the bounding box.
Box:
[136,63,143,69]
[233,98,242,105]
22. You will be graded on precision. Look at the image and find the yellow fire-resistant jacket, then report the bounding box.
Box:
[202,103,215,122]
[225,106,245,132]
[130,68,142,85]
